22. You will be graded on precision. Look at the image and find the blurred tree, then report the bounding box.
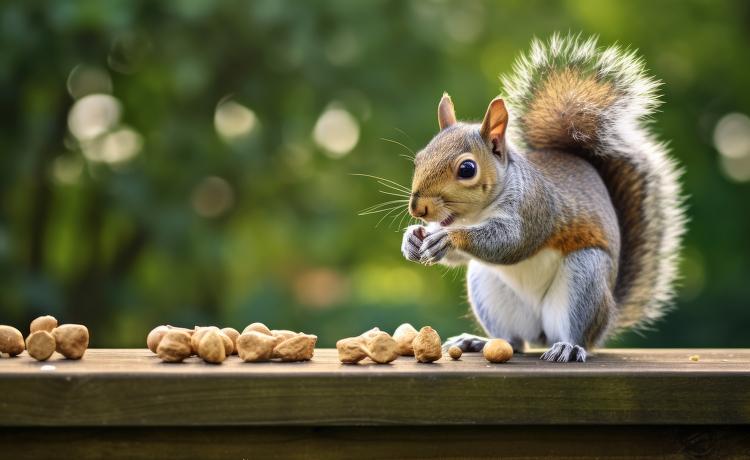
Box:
[0,0,748,348]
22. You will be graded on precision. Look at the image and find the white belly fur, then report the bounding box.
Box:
[484,248,571,343]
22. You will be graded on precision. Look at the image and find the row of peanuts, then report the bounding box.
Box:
[147,323,317,364]
[337,324,513,364]
[0,316,89,361]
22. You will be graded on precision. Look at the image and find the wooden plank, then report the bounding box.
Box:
[1,349,749,426]
[2,425,749,459]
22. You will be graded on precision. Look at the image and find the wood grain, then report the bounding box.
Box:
[2,426,750,460]
[1,349,749,426]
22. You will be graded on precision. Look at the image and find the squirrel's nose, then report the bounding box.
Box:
[409,196,429,219]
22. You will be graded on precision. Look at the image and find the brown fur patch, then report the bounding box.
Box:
[539,218,609,255]
[523,68,618,151]
[449,228,472,252]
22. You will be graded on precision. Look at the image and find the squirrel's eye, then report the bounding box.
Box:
[458,160,477,179]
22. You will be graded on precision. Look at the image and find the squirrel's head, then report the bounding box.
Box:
[409,93,509,227]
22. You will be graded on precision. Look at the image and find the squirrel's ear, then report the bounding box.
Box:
[438,93,456,131]
[480,98,509,155]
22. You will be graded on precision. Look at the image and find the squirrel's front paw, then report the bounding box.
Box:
[401,225,427,263]
[419,230,452,265]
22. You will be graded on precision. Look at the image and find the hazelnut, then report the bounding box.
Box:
[0,325,25,356]
[273,334,317,362]
[157,330,192,362]
[26,331,56,361]
[448,347,462,360]
[393,323,418,356]
[336,337,368,363]
[483,339,513,363]
[199,330,226,364]
[30,316,58,334]
[243,322,272,336]
[413,326,442,363]
[366,334,399,364]
[221,328,240,354]
[51,324,89,359]
[147,326,170,353]
[236,331,277,362]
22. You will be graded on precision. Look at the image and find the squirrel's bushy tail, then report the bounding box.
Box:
[502,34,687,331]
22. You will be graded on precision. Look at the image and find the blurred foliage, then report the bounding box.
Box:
[0,0,748,348]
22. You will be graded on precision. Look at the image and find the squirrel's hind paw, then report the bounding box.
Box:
[540,342,587,363]
[443,333,490,352]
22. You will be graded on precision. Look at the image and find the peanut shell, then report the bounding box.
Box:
[336,336,368,363]
[237,331,277,362]
[26,331,56,361]
[191,326,220,356]
[219,332,234,356]
[243,322,272,336]
[157,330,192,363]
[52,324,89,359]
[393,323,418,356]
[359,327,381,339]
[413,326,442,363]
[147,326,170,353]
[366,334,399,364]
[30,315,58,334]
[0,326,25,356]
[221,328,240,354]
[273,334,317,362]
[271,330,297,341]
[483,339,513,363]
[199,330,226,364]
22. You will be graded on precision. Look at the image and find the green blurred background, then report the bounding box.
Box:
[1,0,748,348]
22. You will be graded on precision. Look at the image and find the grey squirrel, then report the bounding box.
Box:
[399,34,686,362]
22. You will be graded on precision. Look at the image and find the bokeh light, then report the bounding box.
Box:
[714,113,750,182]
[313,106,359,158]
[52,153,84,185]
[214,100,259,140]
[191,177,235,218]
[67,94,121,141]
[67,65,112,100]
[292,268,350,309]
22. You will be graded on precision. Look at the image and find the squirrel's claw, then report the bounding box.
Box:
[419,230,451,265]
[540,342,587,363]
[401,225,425,263]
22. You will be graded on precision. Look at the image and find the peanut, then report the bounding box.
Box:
[336,336,368,363]
[243,322,272,336]
[51,324,89,359]
[271,330,297,341]
[366,334,399,364]
[30,315,58,334]
[237,331,277,362]
[156,330,192,362]
[0,326,25,356]
[448,347,462,360]
[483,339,513,363]
[273,334,317,362]
[221,328,240,354]
[393,323,419,356]
[199,330,226,364]
[26,331,56,361]
[413,326,442,363]
[191,326,220,356]
[147,326,170,353]
[359,327,381,339]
